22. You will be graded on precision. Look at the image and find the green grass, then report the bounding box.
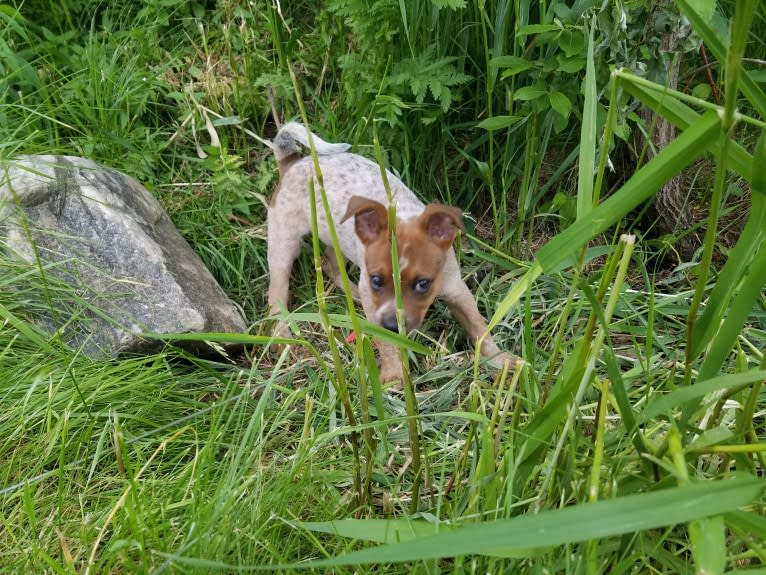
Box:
[2,0,766,573]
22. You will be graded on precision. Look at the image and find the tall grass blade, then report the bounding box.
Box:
[691,195,766,359]
[288,67,367,505]
[637,370,766,424]
[675,0,766,117]
[372,126,421,512]
[617,70,753,178]
[536,110,719,272]
[298,475,763,566]
[577,16,597,218]
[0,302,57,353]
[691,129,766,365]
[488,110,719,329]
[684,0,756,387]
[696,240,766,382]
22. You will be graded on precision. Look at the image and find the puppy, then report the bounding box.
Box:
[267,122,514,383]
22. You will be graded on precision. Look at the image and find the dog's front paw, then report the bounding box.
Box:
[269,320,292,353]
[378,365,403,389]
[375,344,404,389]
[491,351,521,371]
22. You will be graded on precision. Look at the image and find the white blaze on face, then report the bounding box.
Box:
[374,300,397,324]
[398,239,412,272]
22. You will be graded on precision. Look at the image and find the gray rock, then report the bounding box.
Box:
[0,155,246,357]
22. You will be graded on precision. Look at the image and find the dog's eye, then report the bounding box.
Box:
[370,274,384,290]
[414,278,431,295]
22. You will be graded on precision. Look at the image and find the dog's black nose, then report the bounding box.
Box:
[382,316,399,332]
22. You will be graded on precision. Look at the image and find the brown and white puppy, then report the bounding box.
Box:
[266,122,514,383]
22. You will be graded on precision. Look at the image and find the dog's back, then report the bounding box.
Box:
[271,123,423,221]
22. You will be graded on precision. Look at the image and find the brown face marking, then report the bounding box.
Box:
[344,196,464,332]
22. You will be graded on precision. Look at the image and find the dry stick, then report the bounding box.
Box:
[698,44,722,105]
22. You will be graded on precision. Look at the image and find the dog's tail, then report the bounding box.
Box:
[272,122,351,164]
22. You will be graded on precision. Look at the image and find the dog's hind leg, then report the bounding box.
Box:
[267,210,304,340]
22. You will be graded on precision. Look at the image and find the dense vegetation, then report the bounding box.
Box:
[1,0,765,573]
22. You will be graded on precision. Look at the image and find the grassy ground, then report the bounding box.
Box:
[1,1,766,573]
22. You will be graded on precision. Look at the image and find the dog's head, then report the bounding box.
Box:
[341,196,464,333]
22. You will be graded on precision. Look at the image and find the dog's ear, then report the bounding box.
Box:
[342,196,388,245]
[419,204,465,250]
